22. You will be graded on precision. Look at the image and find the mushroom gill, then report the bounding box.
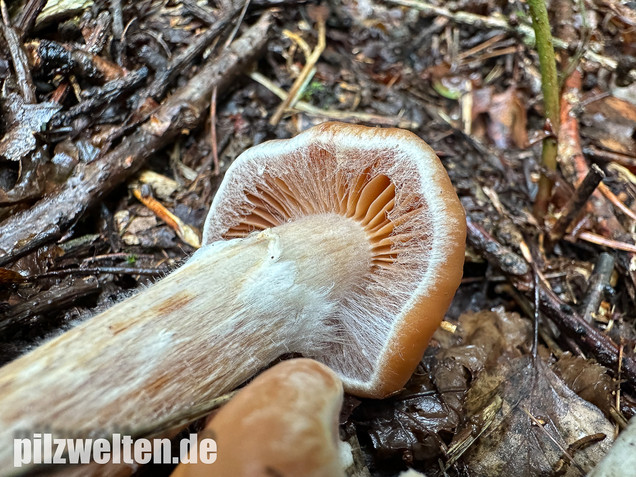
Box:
[224,167,415,269]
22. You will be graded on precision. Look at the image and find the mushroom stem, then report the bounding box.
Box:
[0,213,371,468]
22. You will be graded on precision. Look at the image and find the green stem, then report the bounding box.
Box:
[527,0,560,221]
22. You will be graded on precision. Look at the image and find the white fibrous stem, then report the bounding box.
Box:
[0,214,372,470]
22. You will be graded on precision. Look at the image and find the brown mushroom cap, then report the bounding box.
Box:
[203,122,466,397]
[171,359,345,477]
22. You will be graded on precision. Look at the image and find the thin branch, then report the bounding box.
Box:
[270,14,326,125]
[579,252,615,324]
[548,164,605,243]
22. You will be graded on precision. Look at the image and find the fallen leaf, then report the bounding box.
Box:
[582,93,636,156]
[459,356,614,476]
[485,87,528,149]
[552,353,617,419]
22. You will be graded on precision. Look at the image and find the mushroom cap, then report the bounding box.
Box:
[203,122,466,398]
[171,359,345,477]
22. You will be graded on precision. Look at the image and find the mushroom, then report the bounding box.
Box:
[171,359,347,477]
[0,122,465,470]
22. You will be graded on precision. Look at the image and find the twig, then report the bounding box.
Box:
[0,224,62,268]
[49,67,150,129]
[283,28,312,58]
[224,0,251,49]
[579,252,615,324]
[574,232,636,254]
[109,0,124,64]
[598,182,636,222]
[0,277,100,333]
[533,270,540,360]
[0,14,273,259]
[182,0,217,25]
[548,164,605,243]
[210,87,220,176]
[0,2,36,103]
[537,282,636,392]
[14,0,46,38]
[270,13,326,125]
[32,266,167,279]
[586,145,636,172]
[250,71,420,129]
[465,217,530,278]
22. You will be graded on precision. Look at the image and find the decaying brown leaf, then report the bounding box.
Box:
[581,94,636,157]
[352,367,461,468]
[552,353,617,419]
[458,356,614,476]
[472,86,528,149]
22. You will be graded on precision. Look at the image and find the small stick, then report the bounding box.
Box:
[598,183,636,222]
[0,277,100,333]
[210,87,220,176]
[585,145,636,172]
[0,224,62,268]
[223,0,251,49]
[574,232,636,254]
[32,266,168,280]
[49,67,150,129]
[0,1,36,103]
[269,13,326,125]
[466,217,530,278]
[579,252,615,324]
[109,0,124,63]
[549,164,605,243]
[182,0,218,25]
[14,0,46,38]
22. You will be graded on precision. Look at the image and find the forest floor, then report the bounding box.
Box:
[1,0,636,476]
